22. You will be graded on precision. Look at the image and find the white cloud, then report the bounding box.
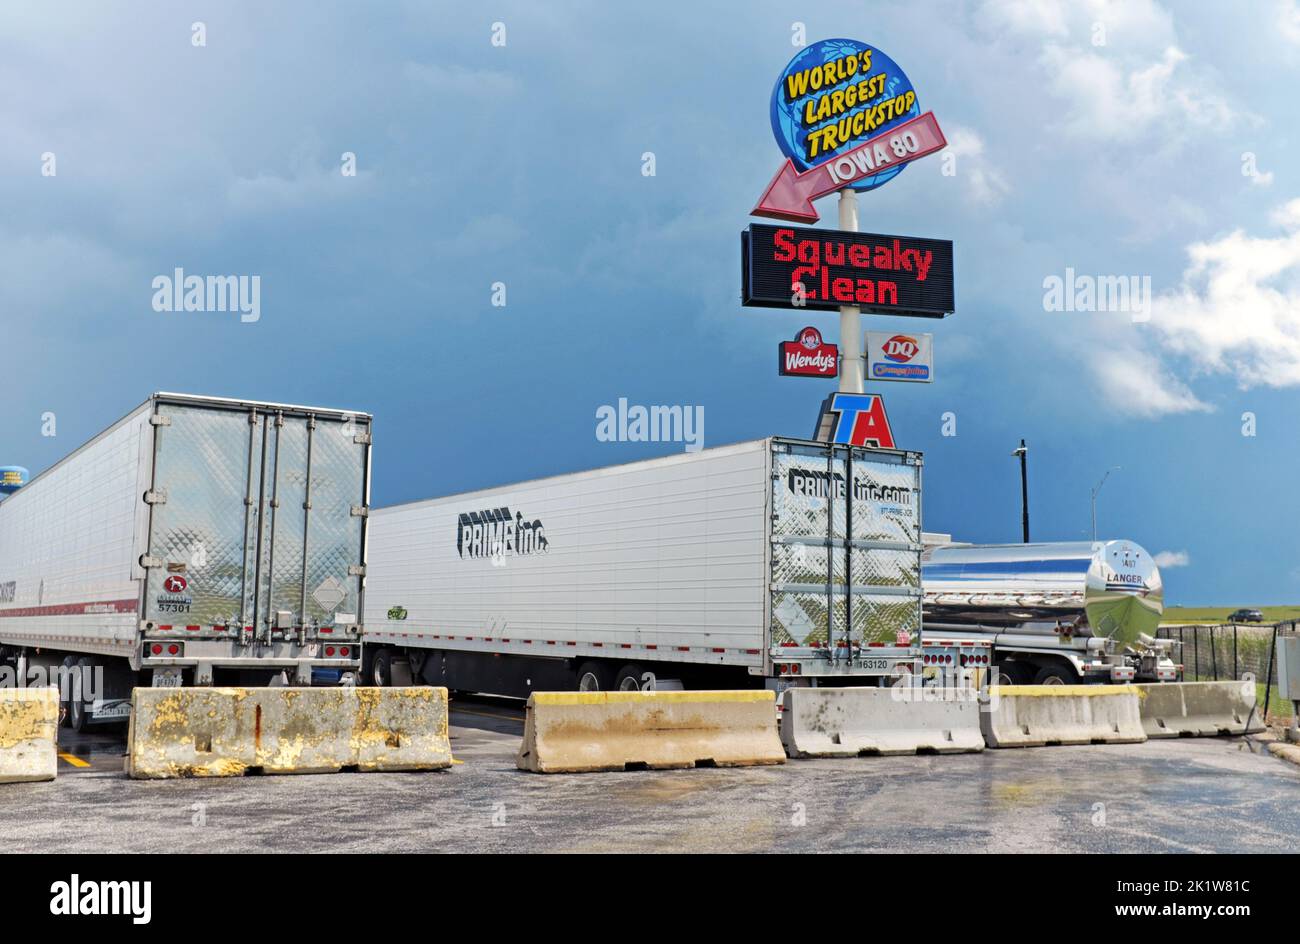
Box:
[1154,550,1190,568]
[943,126,1010,206]
[1087,344,1209,417]
[1093,198,1300,416]
[1278,0,1300,45]
[980,0,1176,46]
[978,1,1241,145]
[1040,45,1234,142]
[1146,199,1300,388]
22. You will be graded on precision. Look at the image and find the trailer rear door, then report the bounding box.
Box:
[142,399,369,634]
[769,439,923,646]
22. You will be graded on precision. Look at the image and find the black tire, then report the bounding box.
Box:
[370,649,393,688]
[1032,661,1077,686]
[69,656,94,733]
[58,655,78,728]
[575,661,612,692]
[614,664,650,692]
[994,661,1031,685]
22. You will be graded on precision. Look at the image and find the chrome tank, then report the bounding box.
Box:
[922,540,1164,644]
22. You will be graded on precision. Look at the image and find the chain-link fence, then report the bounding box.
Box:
[1157,621,1297,721]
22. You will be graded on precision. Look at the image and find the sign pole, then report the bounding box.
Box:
[837,188,863,393]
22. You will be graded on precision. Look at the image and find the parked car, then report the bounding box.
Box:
[1227,608,1265,623]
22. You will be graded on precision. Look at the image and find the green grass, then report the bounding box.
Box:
[1162,606,1300,625]
[1258,682,1296,720]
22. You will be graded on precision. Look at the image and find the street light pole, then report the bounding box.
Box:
[1090,467,1120,543]
[1011,440,1029,543]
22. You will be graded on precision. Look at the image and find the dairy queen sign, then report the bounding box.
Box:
[779,326,839,378]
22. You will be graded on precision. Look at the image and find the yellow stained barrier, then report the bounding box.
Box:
[127,686,452,779]
[1134,681,1264,738]
[0,687,58,784]
[981,684,1146,748]
[517,690,786,773]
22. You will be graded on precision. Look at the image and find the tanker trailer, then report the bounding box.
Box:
[922,540,1178,684]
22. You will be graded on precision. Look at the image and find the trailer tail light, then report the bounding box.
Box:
[151,644,163,656]
[325,646,336,657]
[167,644,180,656]
[339,646,350,657]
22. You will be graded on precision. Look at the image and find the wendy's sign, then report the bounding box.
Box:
[742,223,954,317]
[779,326,839,377]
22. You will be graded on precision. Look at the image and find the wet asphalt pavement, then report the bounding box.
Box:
[3,695,1298,853]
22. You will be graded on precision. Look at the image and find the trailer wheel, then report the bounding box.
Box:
[69,657,94,733]
[1032,662,1076,686]
[370,649,393,687]
[614,664,656,691]
[576,661,612,692]
[58,655,78,727]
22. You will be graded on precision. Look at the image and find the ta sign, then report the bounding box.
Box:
[812,393,896,449]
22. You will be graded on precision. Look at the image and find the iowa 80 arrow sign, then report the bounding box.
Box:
[755,39,947,223]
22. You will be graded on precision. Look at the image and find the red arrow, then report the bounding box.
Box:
[752,111,947,223]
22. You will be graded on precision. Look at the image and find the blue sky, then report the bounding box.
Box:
[4,0,1300,605]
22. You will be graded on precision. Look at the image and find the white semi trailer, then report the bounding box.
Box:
[0,393,372,729]
[363,437,989,697]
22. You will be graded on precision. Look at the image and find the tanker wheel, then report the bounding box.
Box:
[69,656,94,733]
[995,661,1031,686]
[370,649,393,687]
[1032,662,1076,686]
[58,655,78,727]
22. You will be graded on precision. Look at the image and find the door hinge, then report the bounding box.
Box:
[353,432,372,446]
[350,505,369,518]
[347,565,366,577]
[139,555,164,568]
[144,489,168,505]
[149,414,171,427]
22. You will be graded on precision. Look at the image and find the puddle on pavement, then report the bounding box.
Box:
[621,773,718,803]
[990,777,1071,809]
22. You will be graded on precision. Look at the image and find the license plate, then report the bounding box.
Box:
[153,669,183,688]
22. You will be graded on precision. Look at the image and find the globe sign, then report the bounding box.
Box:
[769,38,920,193]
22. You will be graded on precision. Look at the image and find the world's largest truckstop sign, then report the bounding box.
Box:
[754,38,947,223]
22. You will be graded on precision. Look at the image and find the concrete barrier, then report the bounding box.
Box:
[517,690,785,773]
[127,686,452,778]
[0,687,58,784]
[1135,680,1264,738]
[981,685,1146,748]
[780,687,984,757]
